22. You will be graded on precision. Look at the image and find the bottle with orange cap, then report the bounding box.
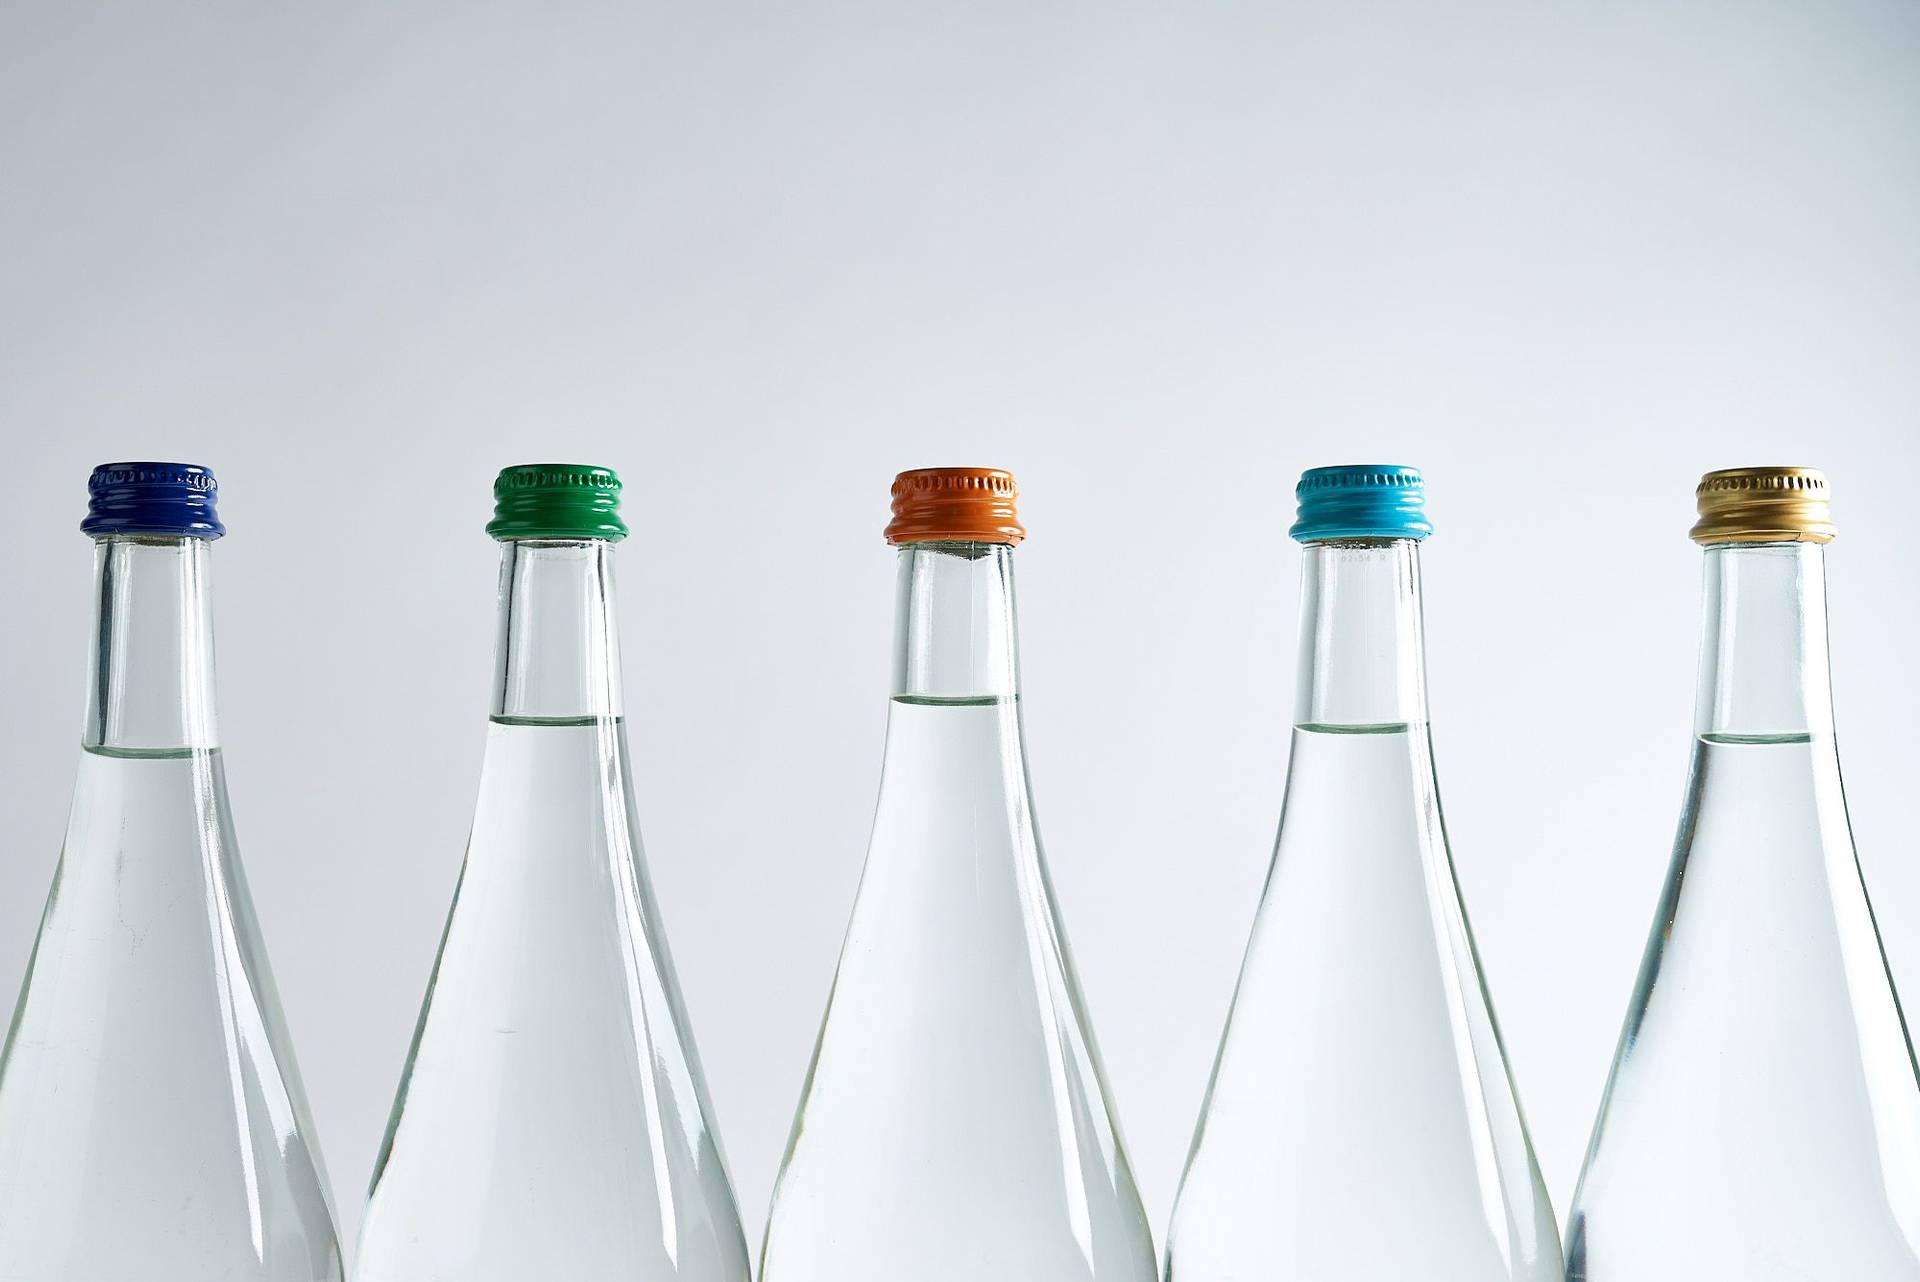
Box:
[757,469,1156,1282]
[1565,468,1920,1279]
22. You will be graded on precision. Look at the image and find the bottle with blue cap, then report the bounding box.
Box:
[1164,466,1561,1281]
[352,466,749,1282]
[1565,470,1920,1280]
[0,465,343,1280]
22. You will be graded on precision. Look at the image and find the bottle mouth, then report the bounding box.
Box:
[1290,465,1431,543]
[1691,467,1834,545]
[82,462,225,540]
[885,467,1025,546]
[487,464,627,542]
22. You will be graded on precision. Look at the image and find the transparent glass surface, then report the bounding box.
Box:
[758,543,1155,1282]
[1567,543,1920,1280]
[354,541,747,1282]
[1166,541,1559,1282]
[0,538,341,1282]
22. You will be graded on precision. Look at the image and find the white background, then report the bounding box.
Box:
[3,0,1918,1260]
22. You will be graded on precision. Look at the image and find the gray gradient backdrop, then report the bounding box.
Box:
[3,0,1919,1261]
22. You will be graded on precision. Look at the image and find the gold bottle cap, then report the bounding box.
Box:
[885,467,1025,545]
[1691,467,1835,545]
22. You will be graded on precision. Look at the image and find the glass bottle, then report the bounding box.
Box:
[352,465,748,1282]
[758,468,1156,1282]
[0,463,343,1281]
[1164,466,1561,1282]
[1566,467,1920,1279]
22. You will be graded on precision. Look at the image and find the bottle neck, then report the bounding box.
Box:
[85,536,219,752]
[892,542,1020,702]
[1695,542,1834,740]
[493,540,624,721]
[1294,540,1430,730]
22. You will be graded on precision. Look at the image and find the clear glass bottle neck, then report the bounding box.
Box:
[891,542,1020,702]
[84,536,220,752]
[1694,542,1834,741]
[493,539,624,722]
[1294,540,1430,731]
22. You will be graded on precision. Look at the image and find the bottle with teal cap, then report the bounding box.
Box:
[353,466,749,1282]
[0,464,342,1280]
[1164,466,1561,1282]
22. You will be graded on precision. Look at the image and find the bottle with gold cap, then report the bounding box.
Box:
[1566,468,1920,1280]
[1163,466,1561,1282]
[757,469,1156,1282]
[352,466,749,1282]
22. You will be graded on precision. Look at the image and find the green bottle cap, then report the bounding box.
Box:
[486,464,628,541]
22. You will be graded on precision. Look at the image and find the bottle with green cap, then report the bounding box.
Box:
[1566,469,1920,1280]
[353,466,749,1282]
[0,465,342,1281]
[1164,466,1561,1282]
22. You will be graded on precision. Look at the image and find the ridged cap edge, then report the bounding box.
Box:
[1691,467,1834,545]
[81,462,225,540]
[487,463,627,541]
[1290,464,1432,542]
[885,467,1025,545]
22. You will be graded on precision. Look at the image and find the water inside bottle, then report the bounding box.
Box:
[1167,723,1559,1282]
[0,747,340,1282]
[355,717,747,1282]
[1568,733,1920,1280]
[760,696,1155,1282]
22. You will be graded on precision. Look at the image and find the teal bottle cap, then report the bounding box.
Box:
[487,464,627,541]
[1290,465,1432,542]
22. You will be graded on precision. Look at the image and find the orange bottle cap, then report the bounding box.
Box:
[884,467,1025,546]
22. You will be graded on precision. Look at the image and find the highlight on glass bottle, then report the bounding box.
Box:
[352,465,749,1282]
[0,464,343,1281]
[1163,466,1561,1282]
[757,468,1157,1282]
[1565,468,1920,1280]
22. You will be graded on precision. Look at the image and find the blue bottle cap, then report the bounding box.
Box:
[1289,465,1432,542]
[81,462,226,540]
